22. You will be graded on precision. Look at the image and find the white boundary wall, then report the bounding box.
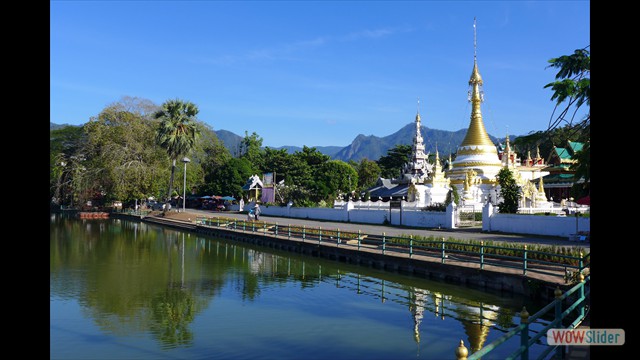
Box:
[248,200,456,229]
[229,201,589,237]
[483,202,590,237]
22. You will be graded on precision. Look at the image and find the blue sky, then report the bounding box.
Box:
[50,1,590,148]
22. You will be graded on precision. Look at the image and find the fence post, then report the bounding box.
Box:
[337,228,340,245]
[358,230,361,250]
[441,237,446,263]
[288,224,291,239]
[409,235,413,258]
[382,232,386,255]
[234,219,237,230]
[319,227,322,245]
[554,287,564,359]
[455,340,468,360]
[251,221,254,232]
[480,240,484,270]
[520,306,530,360]
[275,222,278,236]
[523,245,528,276]
[302,225,306,242]
[243,219,246,232]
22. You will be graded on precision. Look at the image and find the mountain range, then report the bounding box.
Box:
[50,121,503,162]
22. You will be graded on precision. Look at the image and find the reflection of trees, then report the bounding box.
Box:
[51,217,214,347]
[150,285,195,347]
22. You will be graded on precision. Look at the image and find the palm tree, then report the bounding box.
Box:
[155,99,200,213]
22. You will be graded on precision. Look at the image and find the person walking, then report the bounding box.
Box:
[254,203,261,221]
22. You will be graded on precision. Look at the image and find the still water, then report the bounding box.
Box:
[51,214,550,359]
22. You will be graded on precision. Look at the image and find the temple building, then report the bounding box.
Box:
[542,141,585,201]
[497,136,551,208]
[367,105,450,206]
[367,19,552,210]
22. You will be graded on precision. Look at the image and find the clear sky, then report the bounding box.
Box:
[51,1,590,148]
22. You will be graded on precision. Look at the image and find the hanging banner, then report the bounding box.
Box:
[261,187,275,204]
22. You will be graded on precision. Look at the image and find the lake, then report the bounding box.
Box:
[50,214,550,359]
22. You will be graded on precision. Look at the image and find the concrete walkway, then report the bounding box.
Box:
[166,209,590,250]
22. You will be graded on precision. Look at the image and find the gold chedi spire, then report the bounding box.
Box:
[460,57,495,148]
[448,17,501,189]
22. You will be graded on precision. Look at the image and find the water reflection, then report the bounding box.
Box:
[51,215,548,359]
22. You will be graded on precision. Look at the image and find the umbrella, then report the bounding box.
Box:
[200,195,212,199]
[220,196,235,201]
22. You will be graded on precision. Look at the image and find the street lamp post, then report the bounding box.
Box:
[182,157,190,212]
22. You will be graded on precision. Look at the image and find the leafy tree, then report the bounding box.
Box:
[497,167,520,213]
[208,157,253,198]
[314,160,358,202]
[354,158,381,190]
[291,146,330,184]
[377,144,411,178]
[296,145,331,167]
[83,103,170,204]
[50,125,86,205]
[239,131,264,172]
[191,122,231,195]
[260,147,292,183]
[155,99,201,210]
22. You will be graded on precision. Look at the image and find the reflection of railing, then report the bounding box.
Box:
[456,275,590,359]
[194,216,589,283]
[112,208,152,217]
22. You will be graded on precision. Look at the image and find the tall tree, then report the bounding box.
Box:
[314,160,358,203]
[497,167,520,214]
[354,158,381,190]
[239,131,264,172]
[155,99,201,211]
[377,144,411,179]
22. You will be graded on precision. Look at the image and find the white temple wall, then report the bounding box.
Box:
[483,202,590,237]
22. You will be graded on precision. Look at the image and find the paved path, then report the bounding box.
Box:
[165,209,590,250]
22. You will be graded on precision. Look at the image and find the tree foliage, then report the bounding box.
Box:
[239,131,264,172]
[314,160,358,203]
[377,144,411,179]
[155,99,201,206]
[544,47,590,133]
[354,158,381,190]
[497,167,520,214]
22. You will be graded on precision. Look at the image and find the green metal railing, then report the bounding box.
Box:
[456,274,590,360]
[193,215,589,282]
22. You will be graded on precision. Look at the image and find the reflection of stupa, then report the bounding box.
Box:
[457,304,500,352]
[409,287,429,344]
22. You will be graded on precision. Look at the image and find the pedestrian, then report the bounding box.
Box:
[254,203,261,221]
[248,208,254,221]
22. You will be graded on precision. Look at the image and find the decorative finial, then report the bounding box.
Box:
[417,97,420,115]
[473,17,477,61]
